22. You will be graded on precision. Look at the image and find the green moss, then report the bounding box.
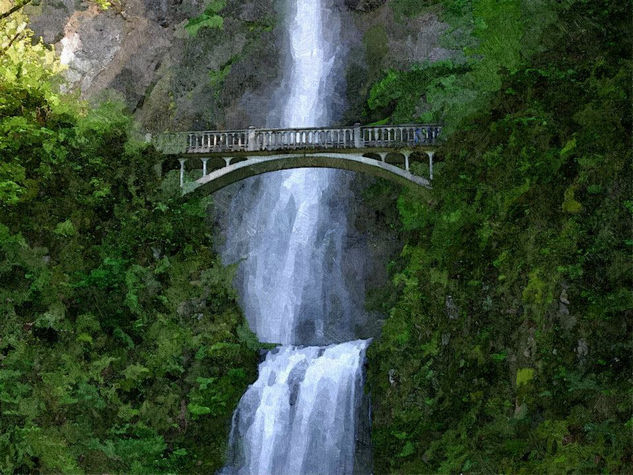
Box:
[516,368,535,387]
[185,1,226,36]
[363,25,388,77]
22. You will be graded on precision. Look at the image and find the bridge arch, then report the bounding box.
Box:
[181,152,432,197]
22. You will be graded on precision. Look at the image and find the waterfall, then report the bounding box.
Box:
[225,341,369,474]
[220,0,371,472]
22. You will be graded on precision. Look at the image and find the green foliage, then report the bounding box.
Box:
[367,0,560,131]
[391,0,438,20]
[185,0,225,37]
[516,368,535,387]
[0,8,258,472]
[367,0,633,472]
[367,61,468,123]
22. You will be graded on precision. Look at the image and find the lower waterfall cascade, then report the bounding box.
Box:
[219,0,372,473]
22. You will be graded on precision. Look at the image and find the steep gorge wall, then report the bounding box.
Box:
[27,0,451,131]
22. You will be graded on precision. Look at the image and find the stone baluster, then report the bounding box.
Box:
[179,158,187,187]
[354,123,362,148]
[202,157,209,177]
[248,126,257,151]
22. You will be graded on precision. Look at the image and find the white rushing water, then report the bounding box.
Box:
[221,0,370,473]
[225,341,369,474]
[219,0,355,346]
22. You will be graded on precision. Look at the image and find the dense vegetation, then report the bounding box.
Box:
[366,0,632,472]
[0,4,258,472]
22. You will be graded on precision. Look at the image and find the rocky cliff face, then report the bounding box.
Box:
[27,0,451,131]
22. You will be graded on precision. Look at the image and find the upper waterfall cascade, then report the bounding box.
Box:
[221,0,373,473]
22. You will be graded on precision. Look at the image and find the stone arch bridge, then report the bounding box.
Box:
[151,124,440,195]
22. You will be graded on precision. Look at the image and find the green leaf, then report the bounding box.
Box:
[516,368,535,387]
[53,219,76,237]
[185,14,224,36]
[187,403,211,416]
[398,441,415,458]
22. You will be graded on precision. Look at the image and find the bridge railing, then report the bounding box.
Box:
[151,124,441,154]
